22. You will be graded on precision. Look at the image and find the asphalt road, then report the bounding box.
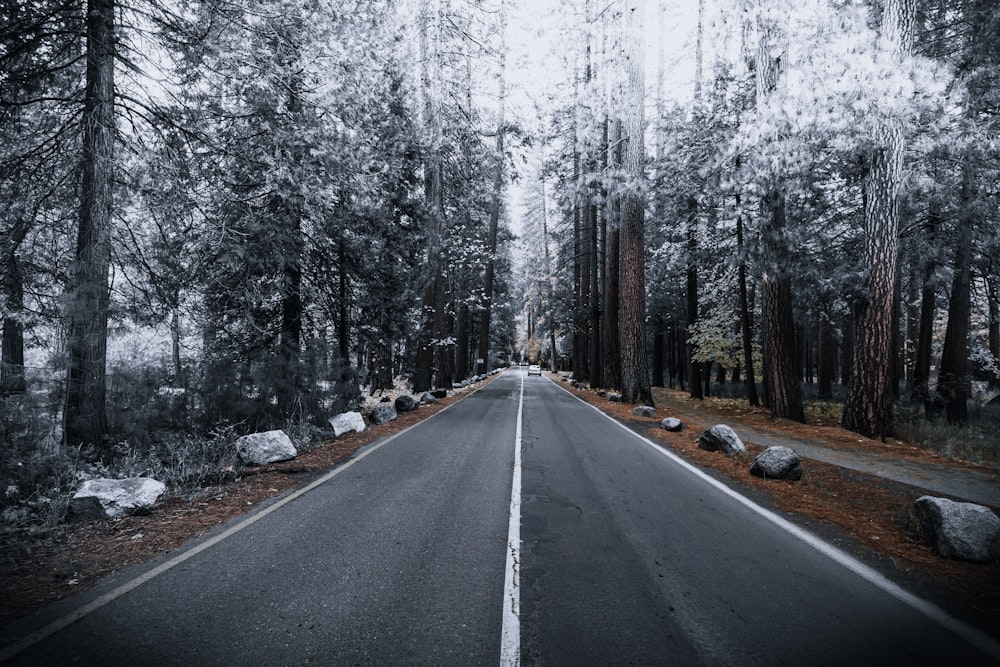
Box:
[2,370,998,665]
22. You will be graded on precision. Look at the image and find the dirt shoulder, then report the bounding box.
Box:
[553,377,1000,641]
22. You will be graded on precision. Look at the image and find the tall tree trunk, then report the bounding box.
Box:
[414,0,445,392]
[988,273,1000,390]
[817,302,836,398]
[755,10,803,422]
[617,0,651,405]
[686,203,703,400]
[64,0,115,451]
[540,178,559,371]
[338,239,350,360]
[602,118,622,389]
[736,194,759,406]
[936,166,974,425]
[588,200,602,387]
[760,193,804,422]
[1,220,28,395]
[652,328,664,388]
[843,0,913,440]
[912,257,937,405]
[478,34,505,377]
[456,273,469,381]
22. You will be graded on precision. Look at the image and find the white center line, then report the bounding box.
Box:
[499,372,523,666]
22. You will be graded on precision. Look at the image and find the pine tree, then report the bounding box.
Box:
[842,0,915,440]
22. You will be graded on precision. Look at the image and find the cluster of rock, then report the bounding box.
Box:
[695,424,804,482]
[68,374,514,524]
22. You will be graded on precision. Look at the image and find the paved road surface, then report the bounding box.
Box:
[2,370,998,665]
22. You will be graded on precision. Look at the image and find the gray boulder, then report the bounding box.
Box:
[371,403,398,425]
[750,446,803,481]
[69,477,166,521]
[419,392,437,404]
[596,389,607,397]
[633,406,656,418]
[236,429,297,465]
[660,417,684,432]
[572,381,586,390]
[608,392,622,403]
[697,424,746,456]
[914,496,1000,563]
[430,388,448,399]
[395,395,419,413]
[329,411,366,437]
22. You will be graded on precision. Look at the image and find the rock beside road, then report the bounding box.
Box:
[632,406,656,418]
[371,403,398,425]
[750,446,803,481]
[329,411,366,437]
[697,424,746,456]
[69,477,166,521]
[660,417,683,432]
[236,430,298,465]
[914,496,1000,563]
[395,395,419,413]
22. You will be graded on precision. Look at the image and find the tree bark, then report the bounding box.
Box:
[414,0,445,392]
[686,203,703,400]
[936,166,974,425]
[910,205,939,405]
[988,273,1000,390]
[1,220,28,395]
[478,40,505,377]
[736,198,759,406]
[842,0,913,440]
[760,192,804,422]
[617,0,651,406]
[64,0,115,451]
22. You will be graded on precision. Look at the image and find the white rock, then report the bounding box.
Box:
[329,411,366,437]
[660,417,684,432]
[70,478,166,520]
[750,446,803,481]
[914,496,1000,563]
[697,424,746,456]
[633,405,656,418]
[236,430,297,465]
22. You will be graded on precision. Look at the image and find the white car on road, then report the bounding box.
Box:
[527,364,542,376]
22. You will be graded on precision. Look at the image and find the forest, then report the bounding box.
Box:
[1,0,998,527]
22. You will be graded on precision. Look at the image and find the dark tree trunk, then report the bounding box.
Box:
[456,274,469,381]
[338,240,350,360]
[617,4,651,406]
[761,190,805,422]
[588,199,602,388]
[1,221,28,395]
[652,327,665,388]
[603,225,621,389]
[912,206,940,406]
[736,206,759,406]
[817,305,836,398]
[988,274,999,390]
[936,168,974,425]
[64,0,115,451]
[478,125,503,376]
[687,203,703,400]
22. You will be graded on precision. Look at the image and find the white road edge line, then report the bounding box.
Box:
[499,372,523,667]
[551,378,1000,662]
[0,387,484,663]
